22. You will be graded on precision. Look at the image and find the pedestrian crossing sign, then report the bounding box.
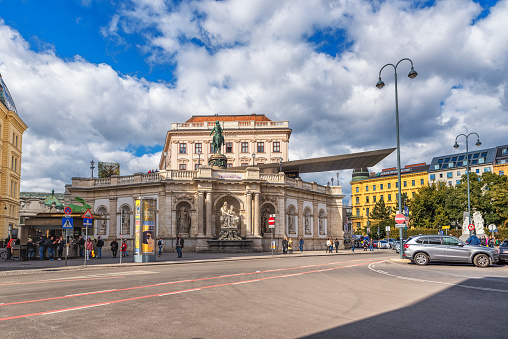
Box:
[62,217,73,229]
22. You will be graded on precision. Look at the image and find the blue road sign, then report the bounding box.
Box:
[62,217,73,229]
[83,217,93,227]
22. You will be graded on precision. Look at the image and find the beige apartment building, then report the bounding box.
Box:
[0,74,28,240]
[159,114,291,171]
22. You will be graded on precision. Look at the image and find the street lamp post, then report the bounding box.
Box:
[197,150,202,169]
[377,58,418,259]
[331,178,334,186]
[90,160,95,178]
[454,133,482,236]
[336,172,340,186]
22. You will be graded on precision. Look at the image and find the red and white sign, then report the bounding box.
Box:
[64,206,72,215]
[268,217,275,226]
[82,209,93,219]
[395,214,405,224]
[468,224,475,231]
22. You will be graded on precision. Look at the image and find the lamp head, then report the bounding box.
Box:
[90,160,95,167]
[453,142,459,149]
[376,78,385,89]
[408,67,418,79]
[476,139,482,147]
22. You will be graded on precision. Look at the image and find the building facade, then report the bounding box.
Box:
[160,114,291,171]
[0,74,28,240]
[350,163,429,231]
[64,166,345,252]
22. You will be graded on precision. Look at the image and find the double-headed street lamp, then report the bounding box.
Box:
[454,132,482,236]
[377,58,418,259]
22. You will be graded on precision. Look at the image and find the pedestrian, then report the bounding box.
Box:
[369,238,374,251]
[158,237,164,257]
[351,239,355,252]
[288,238,293,254]
[282,237,288,254]
[46,236,56,260]
[38,237,46,260]
[77,235,85,257]
[326,238,331,253]
[27,238,35,260]
[363,239,368,251]
[121,240,128,257]
[110,239,118,258]
[335,238,339,253]
[57,236,65,260]
[330,238,334,253]
[176,235,184,258]
[467,234,480,245]
[86,237,93,260]
[299,237,304,253]
[95,236,104,259]
[6,237,15,260]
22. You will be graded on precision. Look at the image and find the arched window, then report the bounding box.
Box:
[96,206,108,236]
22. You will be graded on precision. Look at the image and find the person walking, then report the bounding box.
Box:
[326,238,331,253]
[176,235,184,258]
[351,239,355,252]
[47,236,56,260]
[335,238,339,253]
[363,239,368,251]
[6,237,15,260]
[299,237,304,253]
[110,239,118,258]
[121,240,128,257]
[57,236,65,260]
[288,238,293,254]
[27,238,35,260]
[158,237,164,257]
[86,238,93,260]
[282,237,288,254]
[369,238,374,251]
[38,237,46,260]
[77,235,85,257]
[95,236,104,259]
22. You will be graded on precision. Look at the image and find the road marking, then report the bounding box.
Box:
[158,289,201,297]
[43,303,111,315]
[368,262,508,293]
[0,271,157,286]
[0,260,384,322]
[65,289,117,297]
[0,258,381,308]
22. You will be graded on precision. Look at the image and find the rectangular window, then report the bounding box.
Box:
[195,143,202,154]
[194,164,199,170]
[356,197,359,204]
[227,163,233,168]
[373,196,377,203]
[448,181,452,186]
[420,179,424,185]
[366,197,369,203]
[457,171,461,176]
[388,183,391,189]
[412,192,415,198]
[179,164,186,170]
[273,142,280,152]
[366,208,370,216]
[412,180,415,186]
[179,143,187,154]
[456,180,461,185]
[241,163,248,167]
[447,172,453,178]
[388,194,392,201]
[475,169,480,173]
[380,184,383,190]
[396,182,399,188]
[365,186,369,192]
[210,144,215,153]
[257,142,264,153]
[356,208,360,217]
[356,222,361,228]
[225,142,233,153]
[241,142,249,153]
[500,171,504,176]
[373,185,376,191]
[439,173,443,178]
[356,187,359,193]
[380,195,384,201]
[484,167,491,172]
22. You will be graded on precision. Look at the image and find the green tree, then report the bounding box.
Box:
[369,199,391,238]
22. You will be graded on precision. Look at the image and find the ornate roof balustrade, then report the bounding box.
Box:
[170,120,289,131]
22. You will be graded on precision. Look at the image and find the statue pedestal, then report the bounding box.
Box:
[208,153,227,169]
[195,238,210,252]
[218,227,242,240]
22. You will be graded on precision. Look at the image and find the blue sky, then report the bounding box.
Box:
[1,0,507,202]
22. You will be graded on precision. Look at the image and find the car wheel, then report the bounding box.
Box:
[473,254,490,268]
[413,253,429,266]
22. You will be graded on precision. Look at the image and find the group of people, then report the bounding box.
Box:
[466,234,500,247]
[325,238,340,253]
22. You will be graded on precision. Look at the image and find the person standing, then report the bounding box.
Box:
[158,237,164,257]
[96,236,104,259]
[363,239,368,251]
[369,238,374,251]
[57,236,65,260]
[176,235,184,258]
[121,240,128,257]
[26,238,35,260]
[351,239,355,252]
[6,237,15,260]
[77,236,85,257]
[288,238,293,254]
[299,237,304,253]
[334,238,339,253]
[326,238,331,253]
[38,237,46,260]
[46,237,56,260]
[282,237,288,254]
[86,238,93,260]
[110,239,118,258]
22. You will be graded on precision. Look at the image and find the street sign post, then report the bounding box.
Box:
[269,214,275,256]
[82,209,94,266]
[63,206,72,266]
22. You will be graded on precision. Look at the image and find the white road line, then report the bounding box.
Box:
[45,271,157,281]
[65,289,117,297]
[158,289,201,297]
[43,303,111,315]
[368,262,508,293]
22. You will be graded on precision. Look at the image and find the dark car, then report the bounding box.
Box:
[499,240,508,263]
[403,235,499,267]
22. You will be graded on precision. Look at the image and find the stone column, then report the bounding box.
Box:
[197,192,205,237]
[313,201,318,237]
[253,193,260,237]
[277,196,285,238]
[246,192,252,236]
[205,192,212,238]
[165,195,172,237]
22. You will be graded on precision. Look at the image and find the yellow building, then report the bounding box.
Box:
[0,74,28,240]
[350,163,429,231]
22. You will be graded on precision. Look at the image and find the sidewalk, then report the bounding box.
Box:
[0,249,389,275]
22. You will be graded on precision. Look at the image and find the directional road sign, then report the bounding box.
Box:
[83,217,93,228]
[395,223,406,228]
[62,217,73,229]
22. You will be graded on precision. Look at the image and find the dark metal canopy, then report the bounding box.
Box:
[233,148,396,173]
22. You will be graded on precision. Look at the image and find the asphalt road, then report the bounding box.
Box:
[1,251,507,338]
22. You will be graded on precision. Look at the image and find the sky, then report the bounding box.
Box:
[1,0,507,203]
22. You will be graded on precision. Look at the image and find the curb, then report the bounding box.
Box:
[390,258,411,264]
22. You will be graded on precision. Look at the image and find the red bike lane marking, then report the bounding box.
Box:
[0,260,384,321]
[0,257,378,307]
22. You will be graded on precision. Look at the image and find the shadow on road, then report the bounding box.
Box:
[302,277,508,339]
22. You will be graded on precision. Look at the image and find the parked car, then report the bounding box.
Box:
[378,240,390,249]
[372,240,378,248]
[499,240,508,263]
[388,238,397,249]
[403,235,499,267]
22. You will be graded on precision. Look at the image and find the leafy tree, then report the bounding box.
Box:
[369,199,392,238]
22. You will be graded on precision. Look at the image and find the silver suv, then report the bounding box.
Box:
[403,235,499,267]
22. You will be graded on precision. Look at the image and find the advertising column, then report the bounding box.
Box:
[134,198,157,262]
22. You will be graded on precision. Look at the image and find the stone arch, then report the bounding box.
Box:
[176,201,192,235]
[260,202,276,236]
[287,205,297,235]
[318,209,327,236]
[119,203,132,236]
[95,205,108,237]
[214,195,243,238]
[304,206,312,235]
